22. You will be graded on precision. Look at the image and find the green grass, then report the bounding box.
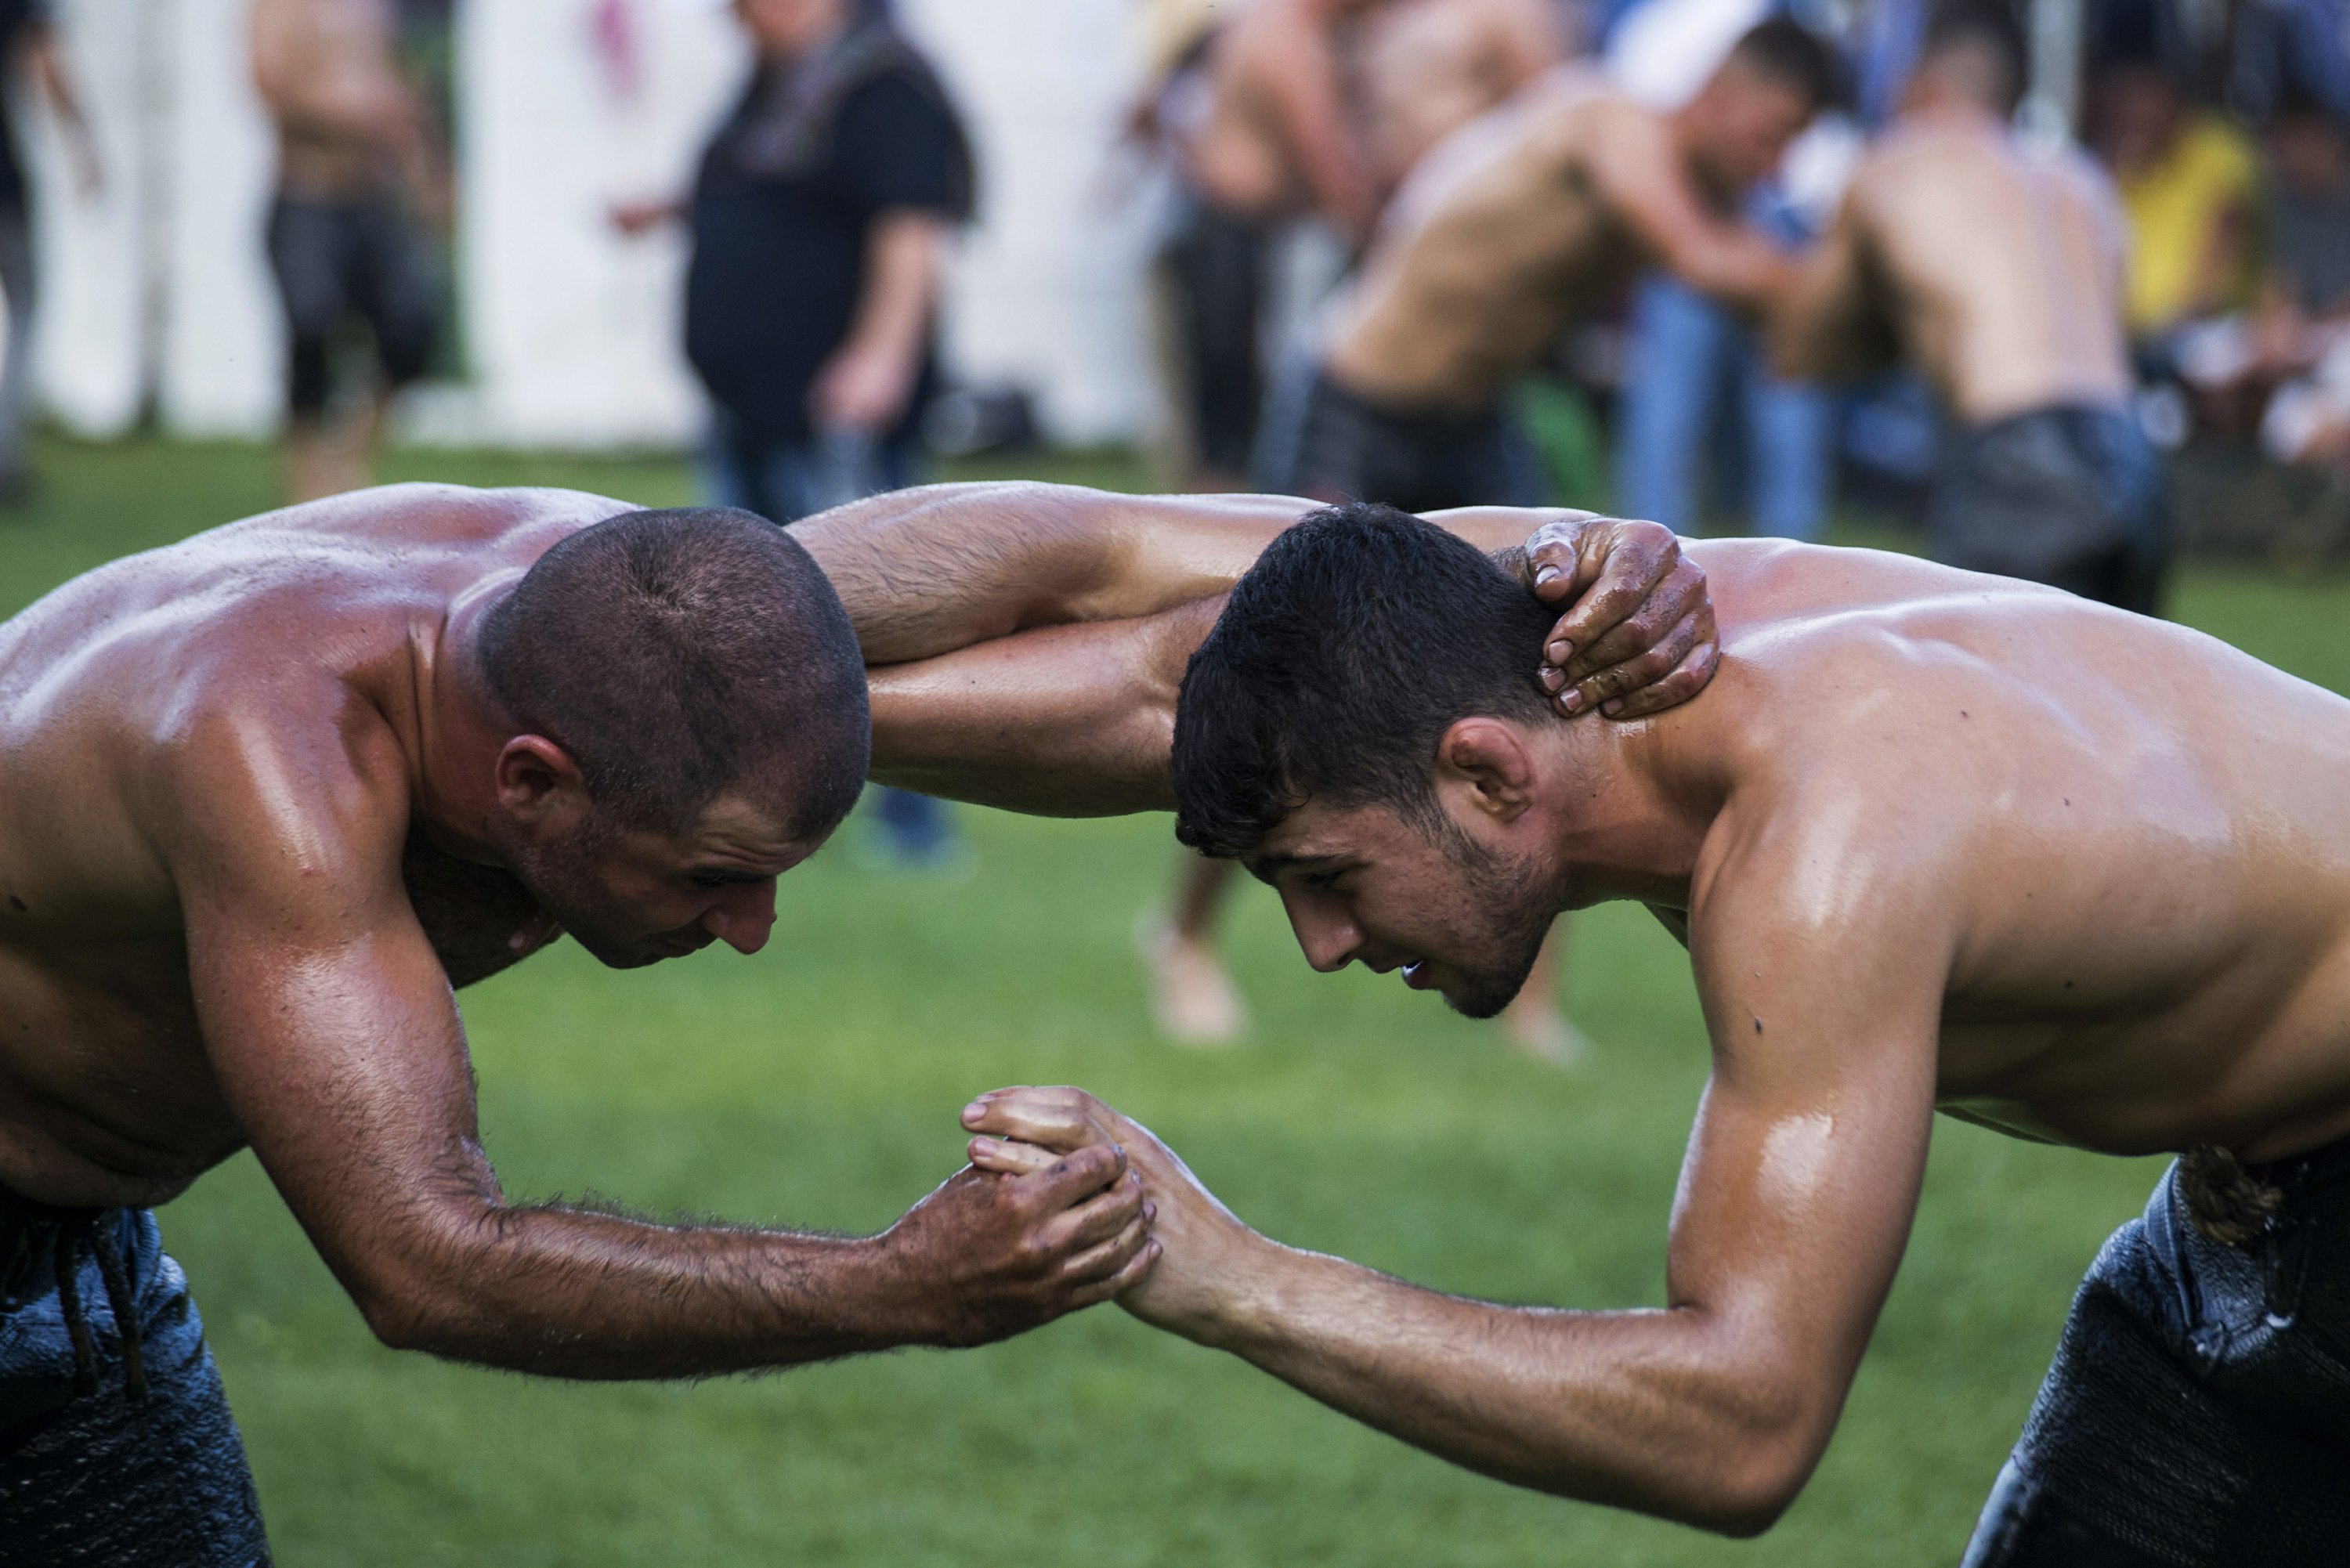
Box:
[6,436,2347,1565]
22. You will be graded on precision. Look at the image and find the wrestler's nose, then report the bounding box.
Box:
[1286,900,1362,974]
[703,880,778,955]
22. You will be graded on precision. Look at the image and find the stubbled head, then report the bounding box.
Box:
[1683,19,1838,193]
[1173,504,1569,1018]
[478,507,870,968]
[1907,3,2028,119]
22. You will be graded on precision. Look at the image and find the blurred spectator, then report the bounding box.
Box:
[615,0,973,870]
[251,0,450,504]
[1607,0,1849,541]
[2092,58,2263,349]
[0,0,96,508]
[2245,96,2350,468]
[1141,0,1379,493]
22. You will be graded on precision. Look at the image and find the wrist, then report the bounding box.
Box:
[843,1230,944,1349]
[1180,1226,1292,1353]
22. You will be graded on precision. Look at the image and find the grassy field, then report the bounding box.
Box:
[7,436,2348,1566]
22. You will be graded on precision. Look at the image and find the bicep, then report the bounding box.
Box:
[1665,903,1947,1440]
[172,743,492,1302]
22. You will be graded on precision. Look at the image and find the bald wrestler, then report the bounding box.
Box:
[814,483,2350,1564]
[0,483,1706,1563]
[1774,6,2167,612]
[1270,20,1833,514]
[251,0,448,503]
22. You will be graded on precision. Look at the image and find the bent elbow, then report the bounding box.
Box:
[356,1285,443,1355]
[1687,1424,1823,1537]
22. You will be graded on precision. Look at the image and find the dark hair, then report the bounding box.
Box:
[1172,504,1556,860]
[1725,17,1843,113]
[479,508,870,833]
[1923,2,2029,115]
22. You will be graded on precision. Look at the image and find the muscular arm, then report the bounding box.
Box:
[968,848,1948,1531]
[812,211,947,433]
[1591,108,1799,311]
[173,700,1147,1378]
[812,488,1712,814]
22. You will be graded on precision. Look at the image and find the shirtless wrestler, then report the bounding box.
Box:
[251,0,448,503]
[819,483,2350,1566]
[1773,6,2167,612]
[0,482,1705,1564]
[1270,20,1832,515]
[1151,0,1558,491]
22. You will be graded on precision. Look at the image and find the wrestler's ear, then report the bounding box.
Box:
[494,735,595,838]
[1435,717,1536,822]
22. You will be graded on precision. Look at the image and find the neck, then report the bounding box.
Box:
[1534,709,1726,910]
[409,577,526,864]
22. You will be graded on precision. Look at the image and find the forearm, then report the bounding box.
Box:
[794,483,1307,666]
[867,598,1220,814]
[1201,1238,1809,1533]
[841,213,942,378]
[356,1199,923,1379]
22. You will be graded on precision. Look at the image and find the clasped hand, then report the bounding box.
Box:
[961,1086,1259,1343]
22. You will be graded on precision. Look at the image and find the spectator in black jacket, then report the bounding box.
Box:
[615,0,974,866]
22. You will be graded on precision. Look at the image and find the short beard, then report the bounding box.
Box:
[502,813,648,967]
[1435,818,1560,1021]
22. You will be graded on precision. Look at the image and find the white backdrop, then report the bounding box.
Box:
[15,0,1165,448]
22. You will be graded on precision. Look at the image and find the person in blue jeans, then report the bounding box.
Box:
[616,0,973,868]
[1616,189,1835,540]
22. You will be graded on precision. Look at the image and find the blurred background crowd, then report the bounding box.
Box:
[2,0,2345,535]
[0,0,2345,1033]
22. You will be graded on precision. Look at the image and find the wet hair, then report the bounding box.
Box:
[1172,503,1556,860]
[1723,17,1843,114]
[479,508,870,833]
[1922,3,2029,116]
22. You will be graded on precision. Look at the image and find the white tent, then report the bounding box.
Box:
[16,0,1165,449]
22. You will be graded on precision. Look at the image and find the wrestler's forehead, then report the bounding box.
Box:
[1256,799,1416,862]
[678,790,817,865]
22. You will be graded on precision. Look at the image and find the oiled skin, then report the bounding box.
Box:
[0,480,1699,1381]
[881,532,2350,1163]
[1325,67,1795,410]
[1775,103,2134,425]
[0,483,1174,1378]
[869,509,2350,1528]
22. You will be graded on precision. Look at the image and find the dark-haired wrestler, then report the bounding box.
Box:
[817,486,2350,1565]
[0,482,1707,1563]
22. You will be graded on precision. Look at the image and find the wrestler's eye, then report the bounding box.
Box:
[1303,870,1347,892]
[689,869,759,890]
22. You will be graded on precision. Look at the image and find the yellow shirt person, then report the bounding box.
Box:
[2117,111,2263,334]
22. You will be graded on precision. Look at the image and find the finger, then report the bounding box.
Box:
[1056,1212,1152,1286]
[965,1096,1115,1155]
[1063,1237,1163,1309]
[1015,1142,1129,1212]
[1596,639,1719,719]
[967,1135,1061,1176]
[1543,529,1680,663]
[1554,555,1704,683]
[1567,609,1705,713]
[1034,1170,1145,1255]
